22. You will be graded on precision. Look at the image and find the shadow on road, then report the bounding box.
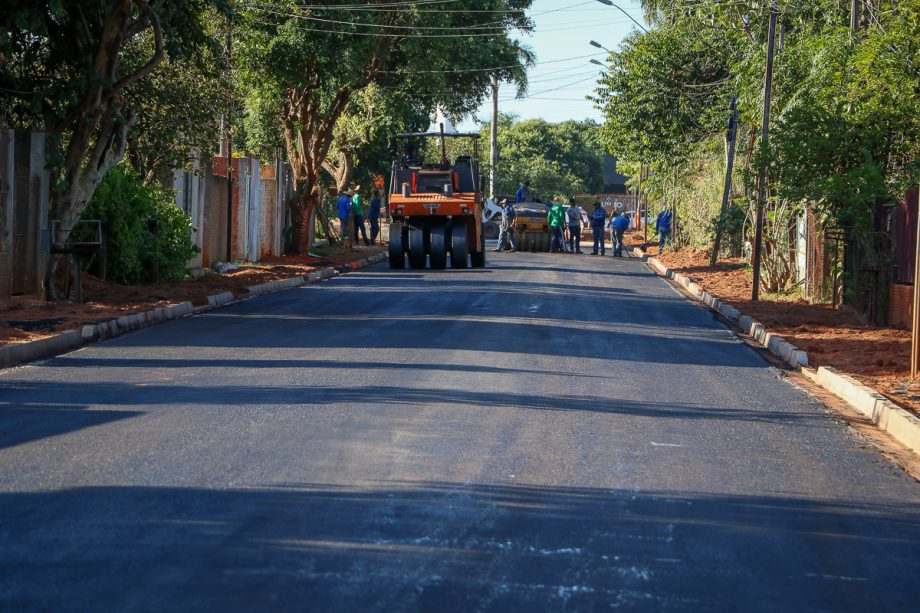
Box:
[0,380,826,430]
[1,480,918,610]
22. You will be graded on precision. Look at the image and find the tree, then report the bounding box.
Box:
[482,116,606,199]
[0,0,228,297]
[235,0,533,254]
[123,26,228,184]
[321,84,428,195]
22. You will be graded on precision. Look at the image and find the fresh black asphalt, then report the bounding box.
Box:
[1,252,920,611]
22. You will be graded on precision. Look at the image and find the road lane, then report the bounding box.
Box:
[1,252,919,611]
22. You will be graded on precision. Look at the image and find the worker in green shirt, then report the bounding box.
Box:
[548,199,566,253]
[351,186,370,246]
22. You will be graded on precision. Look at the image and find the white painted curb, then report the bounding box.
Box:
[630,245,808,368]
[629,244,920,457]
[816,366,920,454]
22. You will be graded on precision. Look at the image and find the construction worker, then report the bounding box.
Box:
[656,207,673,251]
[548,199,566,253]
[352,186,370,246]
[494,199,518,252]
[336,189,352,247]
[515,180,531,203]
[565,197,584,254]
[368,189,382,244]
[590,201,606,255]
[611,209,630,257]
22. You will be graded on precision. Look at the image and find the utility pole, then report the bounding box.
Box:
[711,96,739,267]
[489,74,499,201]
[635,165,643,231]
[672,164,679,246]
[751,0,778,301]
[912,185,920,378]
[643,166,649,245]
[224,17,233,264]
[850,0,860,33]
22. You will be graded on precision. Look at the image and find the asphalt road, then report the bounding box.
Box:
[2,250,920,611]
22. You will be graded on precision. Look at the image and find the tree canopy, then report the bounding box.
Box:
[235,0,534,250]
[481,115,605,200]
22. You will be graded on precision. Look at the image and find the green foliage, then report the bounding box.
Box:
[594,19,733,166]
[123,22,229,181]
[482,115,606,198]
[81,165,199,284]
[597,0,920,296]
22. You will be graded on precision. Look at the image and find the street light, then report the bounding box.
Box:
[595,0,649,34]
[589,40,611,52]
[589,59,606,67]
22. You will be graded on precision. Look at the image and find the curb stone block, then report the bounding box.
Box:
[281,277,304,289]
[0,328,85,367]
[207,292,234,307]
[82,325,95,340]
[738,315,753,332]
[307,272,322,283]
[792,350,809,367]
[816,366,881,418]
[320,268,335,279]
[886,411,920,454]
[718,304,741,322]
[751,323,767,343]
[816,366,920,454]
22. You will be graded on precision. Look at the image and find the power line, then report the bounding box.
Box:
[243,14,517,37]
[499,74,598,101]
[378,52,604,74]
[243,6,514,32]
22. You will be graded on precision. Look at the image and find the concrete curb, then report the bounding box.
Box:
[629,245,808,368]
[0,252,386,370]
[815,366,920,455]
[629,244,920,456]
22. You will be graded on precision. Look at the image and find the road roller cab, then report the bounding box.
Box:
[387,119,486,270]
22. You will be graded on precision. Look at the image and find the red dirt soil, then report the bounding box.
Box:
[0,245,385,347]
[623,230,920,417]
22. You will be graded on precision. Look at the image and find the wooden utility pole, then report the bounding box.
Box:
[635,165,643,230]
[751,0,778,301]
[913,185,920,378]
[224,17,233,263]
[711,96,739,267]
[489,74,499,201]
[643,166,649,245]
[672,164,679,246]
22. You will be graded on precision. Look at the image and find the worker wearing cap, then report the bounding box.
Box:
[611,209,630,257]
[494,199,518,252]
[590,201,606,255]
[565,197,585,254]
[548,199,566,253]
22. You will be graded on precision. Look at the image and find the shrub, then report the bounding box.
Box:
[80,164,199,284]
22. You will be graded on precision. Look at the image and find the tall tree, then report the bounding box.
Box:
[235,0,533,254]
[482,115,606,199]
[0,0,229,297]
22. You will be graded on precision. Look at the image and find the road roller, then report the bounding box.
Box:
[387,122,486,270]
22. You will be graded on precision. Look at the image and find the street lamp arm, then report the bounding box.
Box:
[595,0,649,34]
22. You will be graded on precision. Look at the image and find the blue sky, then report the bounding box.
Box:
[459,0,646,129]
